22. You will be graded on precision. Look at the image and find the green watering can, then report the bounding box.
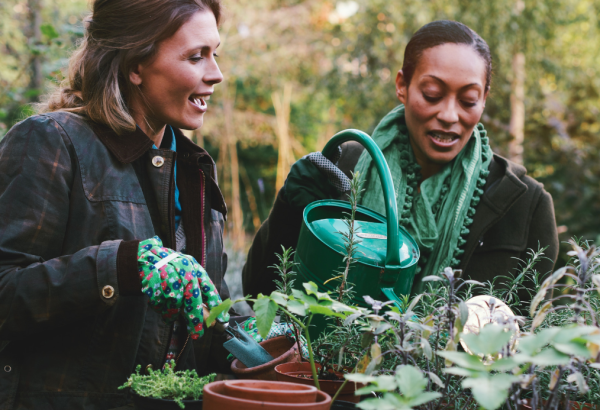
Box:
[293,129,420,318]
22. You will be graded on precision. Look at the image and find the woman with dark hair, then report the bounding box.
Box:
[0,0,233,408]
[243,20,559,302]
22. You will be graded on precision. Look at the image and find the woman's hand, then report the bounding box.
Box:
[137,237,229,339]
[284,151,351,209]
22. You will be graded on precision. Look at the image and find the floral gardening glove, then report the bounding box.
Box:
[137,236,230,340]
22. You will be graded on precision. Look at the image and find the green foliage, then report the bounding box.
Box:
[347,365,441,410]
[118,361,215,409]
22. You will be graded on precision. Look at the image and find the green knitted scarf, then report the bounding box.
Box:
[354,105,493,293]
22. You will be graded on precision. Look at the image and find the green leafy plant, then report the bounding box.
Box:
[118,361,216,409]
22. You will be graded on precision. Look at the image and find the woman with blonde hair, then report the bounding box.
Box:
[0,0,233,408]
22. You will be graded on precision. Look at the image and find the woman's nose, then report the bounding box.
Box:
[204,58,223,85]
[437,98,459,124]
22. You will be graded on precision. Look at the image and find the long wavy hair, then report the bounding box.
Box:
[39,0,221,135]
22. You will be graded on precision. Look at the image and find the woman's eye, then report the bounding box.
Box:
[189,55,203,63]
[461,101,477,108]
[213,53,219,58]
[423,93,441,103]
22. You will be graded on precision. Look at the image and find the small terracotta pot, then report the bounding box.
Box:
[222,379,317,403]
[274,362,365,404]
[231,336,301,381]
[203,380,331,410]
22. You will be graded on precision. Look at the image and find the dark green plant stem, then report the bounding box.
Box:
[277,306,320,390]
[330,378,349,403]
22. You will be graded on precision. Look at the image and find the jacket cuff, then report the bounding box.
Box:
[117,239,142,296]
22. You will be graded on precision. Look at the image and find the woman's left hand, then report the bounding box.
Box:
[137,236,230,339]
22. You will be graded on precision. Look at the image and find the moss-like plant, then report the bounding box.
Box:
[119,360,216,409]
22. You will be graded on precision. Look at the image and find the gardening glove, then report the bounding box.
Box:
[284,147,351,209]
[137,236,230,340]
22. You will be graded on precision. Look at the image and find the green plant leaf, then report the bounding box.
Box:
[406,391,443,408]
[462,373,518,410]
[344,373,377,383]
[437,351,486,371]
[515,347,571,366]
[355,374,396,393]
[459,301,469,326]
[41,23,59,40]
[395,365,427,398]
[532,301,552,330]
[444,367,482,378]
[270,291,288,306]
[374,323,392,335]
[344,312,362,326]
[517,327,561,356]
[308,304,344,318]
[490,357,519,371]
[427,371,444,388]
[361,332,374,348]
[286,299,307,316]
[460,325,513,356]
[421,337,432,360]
[303,282,319,296]
[254,296,278,338]
[204,298,232,327]
[553,342,592,358]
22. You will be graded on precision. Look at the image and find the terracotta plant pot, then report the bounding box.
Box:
[231,336,301,381]
[222,379,317,403]
[203,380,331,410]
[274,362,365,404]
[131,391,202,409]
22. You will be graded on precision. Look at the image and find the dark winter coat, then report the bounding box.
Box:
[242,141,559,303]
[0,112,231,409]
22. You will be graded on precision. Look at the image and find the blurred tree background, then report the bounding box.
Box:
[2,0,599,267]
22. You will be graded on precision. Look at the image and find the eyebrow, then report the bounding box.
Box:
[423,74,482,89]
[191,42,221,51]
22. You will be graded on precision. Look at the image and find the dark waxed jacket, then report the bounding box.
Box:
[242,141,559,304]
[0,112,231,409]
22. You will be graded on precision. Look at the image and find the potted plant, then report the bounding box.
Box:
[338,241,600,410]
[118,360,215,409]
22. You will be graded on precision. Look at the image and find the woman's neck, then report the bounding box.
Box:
[408,138,443,189]
[130,105,166,147]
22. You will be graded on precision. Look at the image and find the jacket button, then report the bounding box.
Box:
[4,365,11,372]
[102,285,115,299]
[152,156,165,168]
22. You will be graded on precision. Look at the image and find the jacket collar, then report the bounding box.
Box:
[481,154,528,216]
[92,121,227,217]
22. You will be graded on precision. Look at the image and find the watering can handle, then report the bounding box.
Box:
[322,129,405,306]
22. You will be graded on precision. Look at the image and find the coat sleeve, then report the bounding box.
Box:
[241,141,365,299]
[0,116,124,339]
[522,188,559,277]
[241,188,304,299]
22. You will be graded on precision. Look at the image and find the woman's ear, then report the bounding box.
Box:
[129,64,143,86]
[395,70,408,104]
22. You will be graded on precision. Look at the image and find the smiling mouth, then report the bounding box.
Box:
[428,131,459,143]
[189,95,209,110]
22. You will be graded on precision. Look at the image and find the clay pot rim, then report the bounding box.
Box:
[204,381,332,407]
[231,336,299,374]
[223,379,318,394]
[275,362,346,383]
